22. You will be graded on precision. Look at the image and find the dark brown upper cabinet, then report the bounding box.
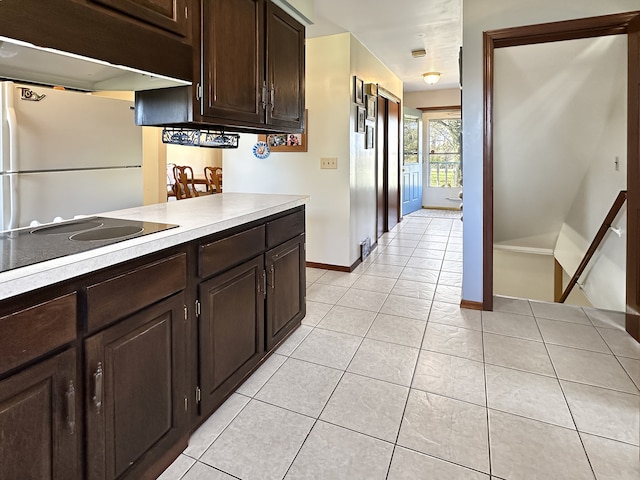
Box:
[89,0,189,37]
[135,0,305,133]
[201,0,305,131]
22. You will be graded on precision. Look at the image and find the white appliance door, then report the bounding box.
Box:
[5,168,143,229]
[1,81,142,172]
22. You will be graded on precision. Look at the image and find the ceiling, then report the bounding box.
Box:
[305,0,462,92]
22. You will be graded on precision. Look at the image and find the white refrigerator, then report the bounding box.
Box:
[0,81,143,230]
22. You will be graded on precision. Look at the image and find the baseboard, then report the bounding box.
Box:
[460,299,483,310]
[306,262,351,272]
[422,206,461,211]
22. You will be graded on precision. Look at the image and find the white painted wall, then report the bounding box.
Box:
[462,0,638,304]
[223,33,401,268]
[404,88,460,109]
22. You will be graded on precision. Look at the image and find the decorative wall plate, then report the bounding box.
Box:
[253,141,270,159]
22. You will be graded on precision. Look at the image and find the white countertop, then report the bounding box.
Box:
[0,193,308,301]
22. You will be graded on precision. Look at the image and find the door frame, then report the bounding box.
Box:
[482,11,640,340]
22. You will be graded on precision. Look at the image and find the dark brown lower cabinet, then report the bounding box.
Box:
[198,256,265,416]
[0,348,79,480]
[84,292,187,480]
[265,234,306,350]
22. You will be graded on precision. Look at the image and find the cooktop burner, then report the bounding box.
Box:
[0,217,178,273]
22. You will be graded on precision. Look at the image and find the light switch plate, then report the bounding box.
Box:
[321,157,337,169]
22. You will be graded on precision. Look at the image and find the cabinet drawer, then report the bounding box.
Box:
[266,210,304,248]
[0,293,76,375]
[86,253,187,333]
[199,225,265,278]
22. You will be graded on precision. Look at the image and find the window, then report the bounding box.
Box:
[403,115,419,164]
[428,118,462,187]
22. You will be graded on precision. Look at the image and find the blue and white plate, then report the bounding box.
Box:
[253,141,270,159]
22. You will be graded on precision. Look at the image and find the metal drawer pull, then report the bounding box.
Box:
[269,265,275,289]
[93,362,103,414]
[65,380,76,435]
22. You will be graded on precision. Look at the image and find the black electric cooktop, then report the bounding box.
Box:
[0,217,179,273]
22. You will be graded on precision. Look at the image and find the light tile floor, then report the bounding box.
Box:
[160,209,640,480]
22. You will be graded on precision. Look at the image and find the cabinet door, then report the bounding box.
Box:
[85,293,187,480]
[0,349,79,480]
[199,256,265,416]
[89,0,189,36]
[201,0,265,125]
[265,1,305,130]
[265,235,306,350]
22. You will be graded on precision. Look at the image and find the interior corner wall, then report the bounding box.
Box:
[404,88,461,109]
[348,35,403,265]
[222,33,352,267]
[462,0,638,304]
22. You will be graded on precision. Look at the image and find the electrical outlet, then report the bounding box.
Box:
[320,157,337,169]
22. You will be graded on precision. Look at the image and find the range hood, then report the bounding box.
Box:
[0,36,191,92]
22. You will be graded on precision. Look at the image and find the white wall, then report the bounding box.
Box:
[462,0,638,304]
[223,33,402,268]
[404,88,460,109]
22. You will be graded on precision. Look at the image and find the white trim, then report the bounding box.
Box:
[493,244,554,256]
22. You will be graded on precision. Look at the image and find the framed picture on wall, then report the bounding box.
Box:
[258,110,308,152]
[356,105,366,133]
[365,94,376,120]
[353,76,364,105]
[365,125,375,149]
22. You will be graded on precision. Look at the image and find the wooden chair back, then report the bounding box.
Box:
[204,166,223,193]
[173,165,199,200]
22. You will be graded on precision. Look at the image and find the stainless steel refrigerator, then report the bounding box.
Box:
[0,81,143,230]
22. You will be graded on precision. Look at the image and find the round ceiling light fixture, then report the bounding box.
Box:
[423,72,441,85]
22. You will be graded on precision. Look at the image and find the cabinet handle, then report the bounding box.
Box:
[269,84,275,112]
[260,271,267,298]
[65,380,76,435]
[268,265,275,290]
[261,82,268,111]
[93,362,103,414]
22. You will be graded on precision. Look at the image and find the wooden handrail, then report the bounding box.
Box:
[559,190,627,303]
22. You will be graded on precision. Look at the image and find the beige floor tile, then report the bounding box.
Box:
[275,325,313,356]
[584,308,626,329]
[597,327,640,359]
[482,311,542,342]
[488,410,593,480]
[485,364,573,428]
[398,390,490,473]
[429,302,482,331]
[547,344,638,394]
[181,462,237,480]
[434,284,461,304]
[405,257,442,270]
[314,270,361,288]
[380,294,431,320]
[411,248,445,260]
[351,274,398,294]
[373,253,411,267]
[284,421,394,480]
[290,329,362,370]
[300,300,332,327]
[236,354,287,397]
[561,380,640,445]
[201,400,314,480]
[336,288,388,312]
[423,322,484,362]
[387,447,489,480]
[492,295,533,316]
[537,319,610,353]
[363,263,405,279]
[483,332,555,376]
[255,358,342,417]
[399,266,439,284]
[437,271,462,288]
[390,279,436,300]
[306,283,348,304]
[412,350,486,406]
[316,305,377,337]
[618,356,640,390]
[530,300,591,325]
[581,433,640,480]
[347,338,419,386]
[305,268,327,283]
[158,455,196,480]
[366,313,427,348]
[320,372,408,442]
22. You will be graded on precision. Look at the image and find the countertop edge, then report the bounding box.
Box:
[0,193,308,301]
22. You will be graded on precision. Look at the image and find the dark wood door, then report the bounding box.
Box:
[387,99,401,230]
[627,15,640,341]
[201,0,265,125]
[89,0,189,36]
[376,97,388,238]
[265,1,305,130]
[85,293,187,480]
[0,348,79,480]
[265,235,305,350]
[198,256,265,416]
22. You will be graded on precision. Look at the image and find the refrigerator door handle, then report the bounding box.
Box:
[6,104,19,229]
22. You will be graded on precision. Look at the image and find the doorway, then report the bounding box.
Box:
[376,90,401,238]
[483,11,640,340]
